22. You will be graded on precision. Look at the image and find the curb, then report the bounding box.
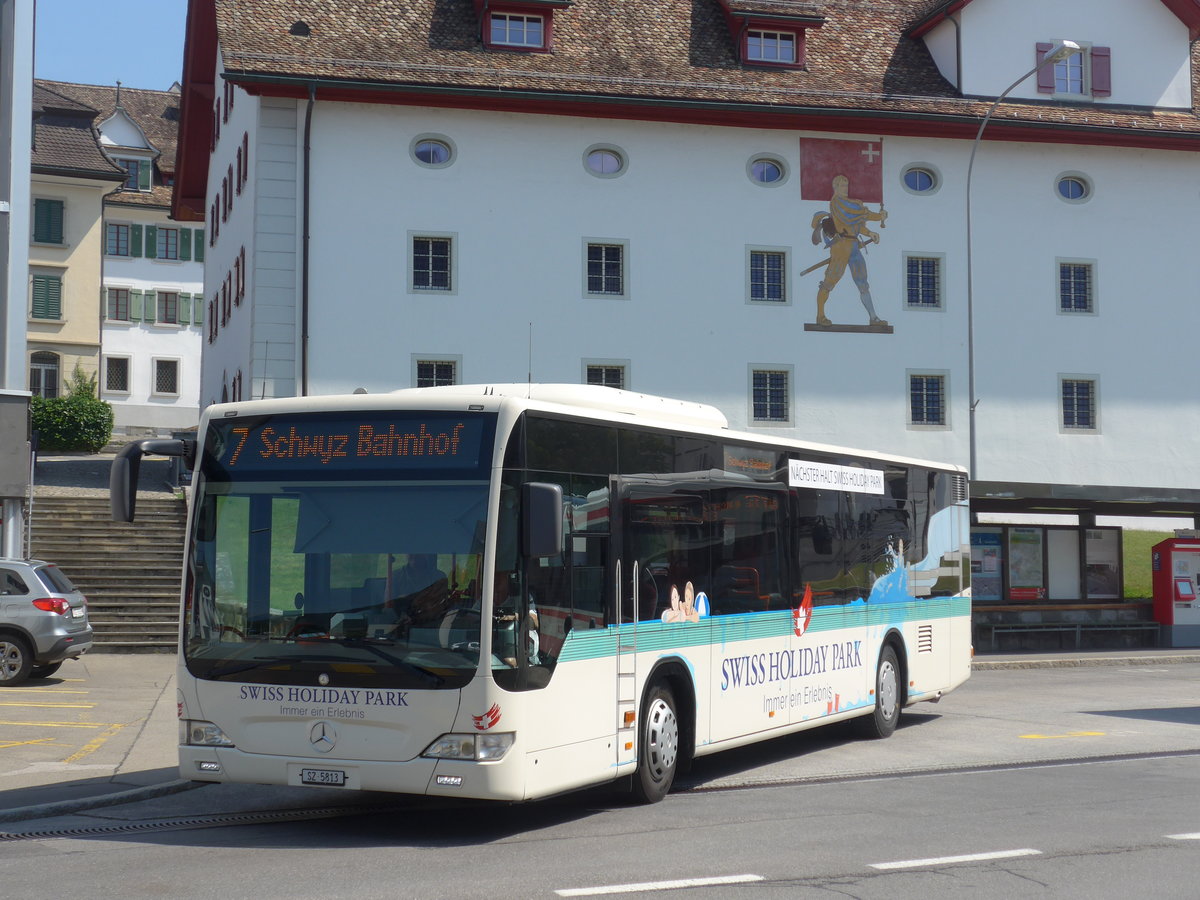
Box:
[0,779,202,825]
[972,653,1200,670]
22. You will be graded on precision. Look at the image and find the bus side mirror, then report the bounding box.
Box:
[110,439,195,522]
[522,482,563,559]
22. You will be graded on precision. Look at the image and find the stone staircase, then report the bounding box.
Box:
[28,495,186,652]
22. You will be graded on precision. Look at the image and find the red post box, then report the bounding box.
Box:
[1152,537,1200,647]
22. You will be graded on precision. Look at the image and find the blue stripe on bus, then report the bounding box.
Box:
[557,595,970,663]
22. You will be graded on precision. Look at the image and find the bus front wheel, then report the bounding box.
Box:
[632,683,679,803]
[855,644,901,739]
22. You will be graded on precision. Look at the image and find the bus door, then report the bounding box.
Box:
[614,479,711,760]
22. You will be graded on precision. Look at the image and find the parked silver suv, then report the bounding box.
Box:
[0,558,93,686]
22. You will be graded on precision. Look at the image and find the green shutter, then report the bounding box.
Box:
[143,289,157,323]
[130,289,143,322]
[31,276,48,317]
[193,293,204,324]
[138,161,152,191]
[32,275,62,319]
[194,229,205,262]
[179,228,192,261]
[179,293,192,324]
[33,199,64,244]
[145,225,157,259]
[131,224,143,258]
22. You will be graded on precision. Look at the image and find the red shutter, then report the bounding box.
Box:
[1035,43,1056,93]
[1091,46,1111,97]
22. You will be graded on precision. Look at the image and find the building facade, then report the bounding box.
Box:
[173,0,1200,615]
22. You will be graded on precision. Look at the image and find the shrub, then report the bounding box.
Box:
[31,366,114,453]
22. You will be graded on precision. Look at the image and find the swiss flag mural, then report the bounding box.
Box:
[799,138,884,203]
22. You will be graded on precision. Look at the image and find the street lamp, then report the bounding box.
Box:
[965,40,1081,481]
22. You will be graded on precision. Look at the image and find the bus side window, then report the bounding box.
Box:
[791,487,845,607]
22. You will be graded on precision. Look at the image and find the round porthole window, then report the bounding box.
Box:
[748,156,786,185]
[1057,175,1091,202]
[584,146,626,178]
[410,134,455,168]
[902,165,939,194]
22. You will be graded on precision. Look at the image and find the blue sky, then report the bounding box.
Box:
[35,0,187,91]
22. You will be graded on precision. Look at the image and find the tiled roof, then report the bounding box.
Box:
[37,80,183,209]
[31,83,125,181]
[206,0,1200,140]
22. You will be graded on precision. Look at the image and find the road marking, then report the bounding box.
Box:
[1167,833,1200,841]
[0,688,91,694]
[1020,731,1104,740]
[0,701,94,708]
[871,849,1042,870]
[0,719,119,729]
[0,738,57,750]
[555,874,765,896]
[62,723,127,763]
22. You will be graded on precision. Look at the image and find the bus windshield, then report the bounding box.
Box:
[183,411,497,689]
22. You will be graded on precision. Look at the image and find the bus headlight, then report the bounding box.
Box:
[422,732,514,761]
[180,719,235,747]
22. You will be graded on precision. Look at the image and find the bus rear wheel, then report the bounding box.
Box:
[855,645,901,739]
[632,683,679,803]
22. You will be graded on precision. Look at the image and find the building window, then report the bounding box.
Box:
[416,359,457,387]
[32,198,64,244]
[585,242,626,297]
[909,373,946,426]
[584,146,625,178]
[29,351,60,399]
[1038,44,1111,98]
[105,357,130,393]
[1061,378,1097,431]
[105,223,130,256]
[1058,261,1094,313]
[30,274,62,319]
[157,291,180,325]
[156,227,180,260]
[107,287,131,321]
[585,363,626,389]
[116,158,149,191]
[748,248,787,303]
[902,166,939,194]
[412,138,453,167]
[748,156,786,186]
[746,29,797,65]
[153,359,180,396]
[905,255,942,309]
[751,368,790,423]
[1056,174,1091,203]
[410,235,454,292]
[490,12,544,48]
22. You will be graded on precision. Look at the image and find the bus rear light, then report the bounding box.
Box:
[423,732,514,761]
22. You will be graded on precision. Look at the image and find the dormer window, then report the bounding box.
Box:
[476,0,569,52]
[1037,42,1111,99]
[490,12,544,48]
[115,158,151,192]
[716,2,822,70]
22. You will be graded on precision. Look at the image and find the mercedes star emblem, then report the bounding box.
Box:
[309,721,337,752]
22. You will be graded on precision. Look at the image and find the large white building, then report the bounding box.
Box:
[173,0,1200,628]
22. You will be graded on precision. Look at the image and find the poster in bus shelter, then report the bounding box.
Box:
[1085,528,1121,599]
[1007,527,1046,601]
[970,529,1004,602]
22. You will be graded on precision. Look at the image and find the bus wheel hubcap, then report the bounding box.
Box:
[645,697,679,780]
[879,660,898,720]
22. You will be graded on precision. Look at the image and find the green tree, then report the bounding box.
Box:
[31,365,114,452]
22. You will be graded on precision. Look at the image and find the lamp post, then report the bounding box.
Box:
[965,40,1081,481]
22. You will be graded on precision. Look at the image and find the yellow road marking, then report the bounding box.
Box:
[0,701,94,708]
[0,719,119,728]
[0,738,58,750]
[1020,731,1105,740]
[62,723,127,763]
[0,688,91,694]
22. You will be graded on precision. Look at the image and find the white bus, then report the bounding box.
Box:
[112,384,971,803]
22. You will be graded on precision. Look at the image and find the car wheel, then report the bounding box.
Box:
[0,635,33,687]
[30,661,63,679]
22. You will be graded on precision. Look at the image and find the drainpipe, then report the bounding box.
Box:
[301,83,314,396]
[950,13,962,93]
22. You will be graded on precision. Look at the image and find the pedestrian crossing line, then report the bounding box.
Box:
[0,701,95,709]
[63,723,128,763]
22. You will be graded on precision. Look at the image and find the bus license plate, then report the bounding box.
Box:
[301,768,346,786]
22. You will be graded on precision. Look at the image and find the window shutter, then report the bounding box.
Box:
[179,228,192,261]
[34,199,64,243]
[138,161,152,191]
[40,276,62,318]
[1035,43,1055,93]
[1091,46,1111,97]
[179,293,192,324]
[193,294,203,325]
[101,287,109,321]
[131,224,143,257]
[194,229,205,262]
[144,289,157,323]
[145,225,158,259]
[31,276,47,317]
[130,289,143,322]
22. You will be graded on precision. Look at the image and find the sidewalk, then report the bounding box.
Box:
[2,647,1198,824]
